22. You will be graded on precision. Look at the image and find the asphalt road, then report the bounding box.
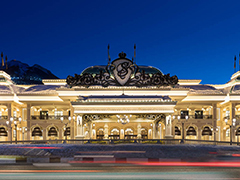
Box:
[0,164,239,180]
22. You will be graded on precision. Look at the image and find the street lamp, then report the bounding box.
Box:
[177,115,188,143]
[61,116,71,142]
[225,118,236,145]
[19,127,27,143]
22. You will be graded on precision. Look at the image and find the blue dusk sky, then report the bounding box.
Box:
[1,0,240,84]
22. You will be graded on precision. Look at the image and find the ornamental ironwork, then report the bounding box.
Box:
[67,52,178,88]
[83,114,111,122]
[136,114,165,120]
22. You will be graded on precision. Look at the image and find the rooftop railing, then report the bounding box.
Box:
[0,138,238,146]
[31,115,69,120]
[175,115,213,119]
[0,116,8,120]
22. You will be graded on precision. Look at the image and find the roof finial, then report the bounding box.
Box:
[1,52,4,69]
[239,53,240,71]
[107,44,111,64]
[134,44,136,64]
[5,55,8,70]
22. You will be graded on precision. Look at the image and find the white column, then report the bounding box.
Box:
[159,125,162,139]
[76,115,84,139]
[152,123,156,139]
[231,103,236,142]
[104,123,108,139]
[165,115,173,138]
[213,103,217,142]
[137,123,141,139]
[120,129,124,139]
[7,103,12,142]
[70,106,74,139]
[198,128,201,140]
[59,128,63,140]
[88,122,92,139]
[43,128,47,140]
[26,104,31,140]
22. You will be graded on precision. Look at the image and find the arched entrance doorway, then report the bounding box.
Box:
[125,128,136,139]
[109,128,120,140]
[96,128,104,140]
[141,128,148,139]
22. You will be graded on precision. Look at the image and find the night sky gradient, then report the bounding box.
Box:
[1,0,240,84]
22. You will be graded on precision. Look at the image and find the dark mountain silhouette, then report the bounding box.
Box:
[2,60,59,84]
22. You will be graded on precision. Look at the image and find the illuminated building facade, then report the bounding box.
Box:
[0,51,239,143]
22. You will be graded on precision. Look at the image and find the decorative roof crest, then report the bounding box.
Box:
[67,51,178,88]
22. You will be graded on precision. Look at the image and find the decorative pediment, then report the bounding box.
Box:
[67,52,178,88]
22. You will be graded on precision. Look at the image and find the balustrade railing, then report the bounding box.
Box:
[175,115,212,119]
[31,115,69,120]
[0,116,8,120]
[0,138,238,146]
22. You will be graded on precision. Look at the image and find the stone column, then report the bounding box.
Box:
[88,122,92,139]
[220,108,224,141]
[231,103,236,142]
[59,128,63,140]
[120,129,124,139]
[76,115,84,139]
[165,115,173,138]
[7,103,12,142]
[92,124,96,139]
[43,128,46,140]
[148,128,152,139]
[213,103,217,142]
[159,124,162,139]
[26,104,31,140]
[137,123,141,139]
[197,128,201,140]
[70,106,75,139]
[104,123,108,139]
[152,123,156,139]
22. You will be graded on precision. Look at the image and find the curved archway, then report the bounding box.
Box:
[175,126,181,136]
[0,127,8,142]
[109,128,120,140]
[201,126,213,140]
[141,128,148,139]
[186,126,196,136]
[125,128,136,139]
[96,128,104,140]
[32,127,42,139]
[202,126,212,136]
[0,127,7,137]
[48,127,58,137]
[64,127,70,137]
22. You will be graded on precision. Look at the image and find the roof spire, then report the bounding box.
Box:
[239,53,240,71]
[133,44,136,64]
[5,55,8,70]
[107,44,111,64]
[1,52,4,69]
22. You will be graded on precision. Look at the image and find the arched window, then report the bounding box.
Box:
[125,128,136,139]
[97,128,104,140]
[109,128,120,140]
[141,128,148,139]
[48,127,57,137]
[32,127,42,137]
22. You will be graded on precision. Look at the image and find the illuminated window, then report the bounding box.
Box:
[13,111,17,118]
[226,110,230,118]
[226,129,230,137]
[181,110,188,119]
[195,110,203,119]
[54,111,63,117]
